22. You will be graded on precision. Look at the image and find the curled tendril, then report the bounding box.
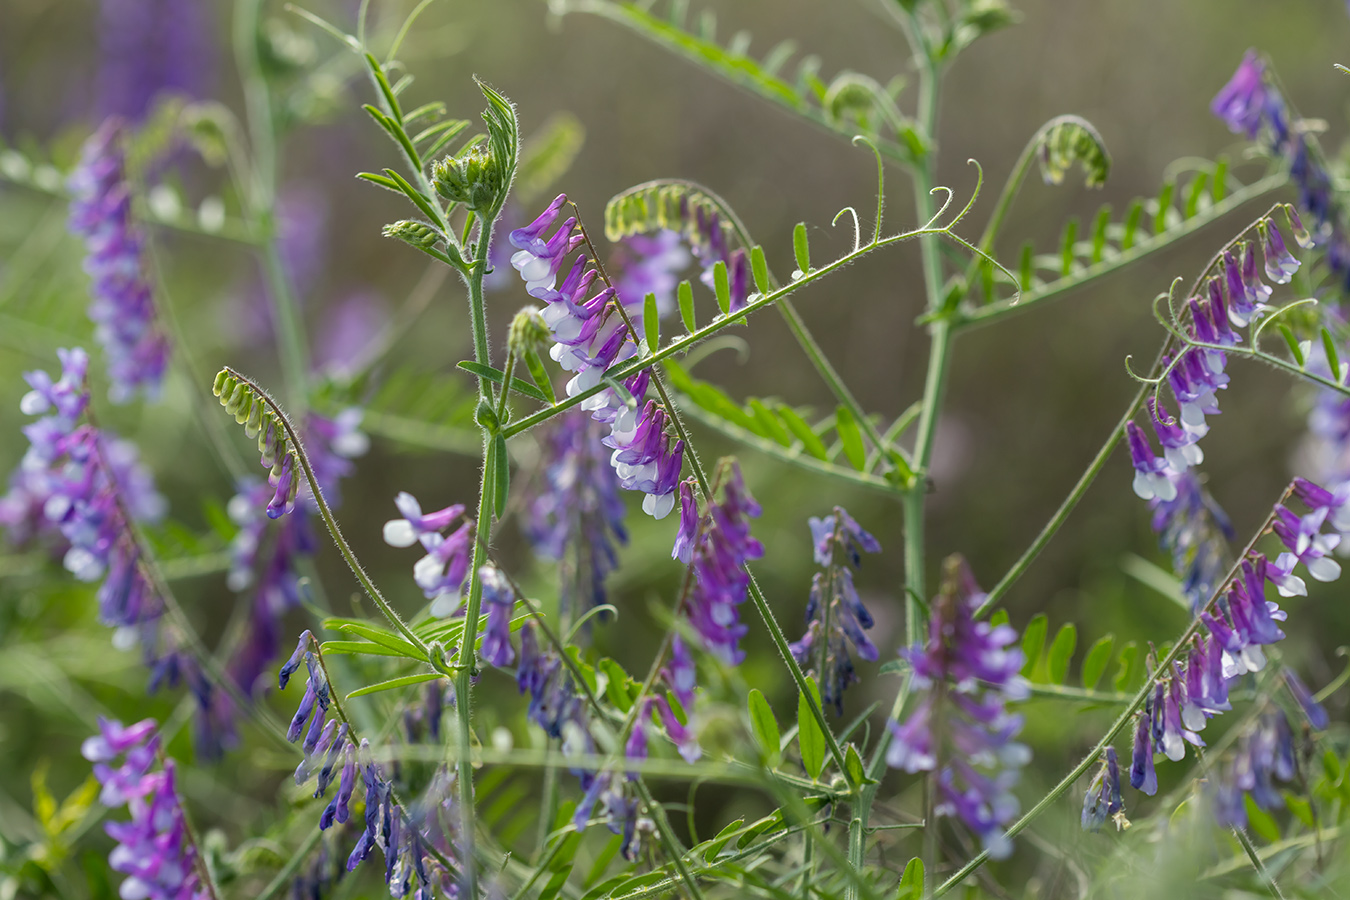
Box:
[1315,647,1350,702]
[1122,354,1162,386]
[924,185,956,230]
[1250,297,1319,348]
[852,134,886,245]
[564,604,619,644]
[833,205,863,253]
[1150,291,1191,344]
[950,159,985,230]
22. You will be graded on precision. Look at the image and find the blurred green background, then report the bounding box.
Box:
[2,0,1349,893]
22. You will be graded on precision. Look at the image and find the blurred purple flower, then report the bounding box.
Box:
[67,121,171,403]
[97,0,216,122]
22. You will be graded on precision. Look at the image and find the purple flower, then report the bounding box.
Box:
[1272,503,1342,582]
[1211,710,1298,829]
[1128,711,1157,796]
[1081,747,1126,832]
[679,467,764,667]
[478,565,517,668]
[887,557,1028,858]
[97,0,216,122]
[792,506,881,713]
[67,121,171,404]
[1126,422,1176,502]
[611,230,690,315]
[509,194,686,519]
[522,409,628,613]
[1283,667,1329,730]
[1211,51,1271,139]
[663,634,697,709]
[84,718,209,900]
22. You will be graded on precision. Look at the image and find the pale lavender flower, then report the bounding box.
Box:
[383,493,473,617]
[1211,710,1299,829]
[1082,748,1126,832]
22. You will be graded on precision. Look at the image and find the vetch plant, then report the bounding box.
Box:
[3,2,1350,900]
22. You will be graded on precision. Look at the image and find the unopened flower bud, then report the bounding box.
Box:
[432,144,503,213]
[508,307,550,357]
[383,219,442,250]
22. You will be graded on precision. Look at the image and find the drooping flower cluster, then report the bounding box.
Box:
[1080,747,1126,833]
[886,557,1029,860]
[0,351,208,698]
[1207,667,1329,832]
[683,199,754,313]
[278,635,461,897]
[382,492,474,617]
[225,409,367,701]
[509,194,684,518]
[1213,51,1341,279]
[609,229,690,315]
[789,507,881,714]
[670,464,764,668]
[522,408,628,614]
[82,718,209,900]
[67,120,171,404]
[1125,215,1302,608]
[1124,483,1342,810]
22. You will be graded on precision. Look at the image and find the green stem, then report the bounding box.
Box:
[976,377,1150,616]
[857,15,944,896]
[454,436,496,900]
[235,0,311,410]
[467,226,495,400]
[501,223,954,439]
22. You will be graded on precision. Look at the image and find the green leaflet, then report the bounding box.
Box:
[557,1,927,166]
[346,672,443,699]
[663,360,896,491]
[797,677,826,780]
[747,689,781,764]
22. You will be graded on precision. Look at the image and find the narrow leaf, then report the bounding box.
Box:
[897,857,925,900]
[643,292,659,352]
[1081,635,1114,690]
[713,260,731,314]
[1323,327,1342,381]
[320,640,411,658]
[1280,325,1305,367]
[844,744,865,787]
[792,222,810,273]
[1114,641,1140,692]
[776,404,829,460]
[678,279,696,332]
[747,398,793,447]
[750,244,770,293]
[1047,623,1077,684]
[1121,200,1143,250]
[333,622,423,660]
[347,672,442,699]
[1060,217,1078,276]
[797,677,826,780]
[703,818,745,863]
[1020,613,1048,677]
[456,360,549,402]
[356,171,403,193]
[748,689,781,763]
[834,405,867,471]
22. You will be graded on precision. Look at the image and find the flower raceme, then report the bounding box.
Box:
[67,120,171,404]
[508,194,684,519]
[1113,481,1341,829]
[887,556,1030,860]
[789,506,881,714]
[82,718,209,900]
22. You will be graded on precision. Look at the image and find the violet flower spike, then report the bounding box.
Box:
[478,565,517,668]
